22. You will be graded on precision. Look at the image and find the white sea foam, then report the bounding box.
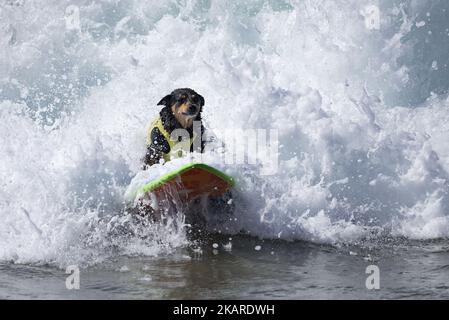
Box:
[1,0,449,266]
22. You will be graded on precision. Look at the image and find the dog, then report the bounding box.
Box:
[143,88,206,168]
[134,88,234,235]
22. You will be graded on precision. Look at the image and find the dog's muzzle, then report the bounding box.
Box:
[184,104,199,116]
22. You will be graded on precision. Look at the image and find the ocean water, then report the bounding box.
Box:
[1,237,449,299]
[1,0,449,299]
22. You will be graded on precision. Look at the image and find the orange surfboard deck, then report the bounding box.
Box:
[138,163,235,202]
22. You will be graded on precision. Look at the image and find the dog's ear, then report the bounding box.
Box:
[198,94,205,112]
[157,94,172,107]
[198,94,205,107]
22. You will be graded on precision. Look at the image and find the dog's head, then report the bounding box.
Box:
[157,88,205,128]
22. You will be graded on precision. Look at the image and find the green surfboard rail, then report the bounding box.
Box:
[138,163,235,196]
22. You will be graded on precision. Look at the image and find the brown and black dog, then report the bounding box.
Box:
[134,88,233,233]
[143,88,206,168]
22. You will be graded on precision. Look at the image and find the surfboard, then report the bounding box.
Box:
[137,163,235,203]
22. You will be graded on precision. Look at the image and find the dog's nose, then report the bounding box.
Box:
[189,105,198,113]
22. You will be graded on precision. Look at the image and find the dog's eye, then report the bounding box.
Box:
[180,94,187,101]
[191,95,198,104]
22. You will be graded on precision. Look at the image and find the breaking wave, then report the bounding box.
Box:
[1,0,449,266]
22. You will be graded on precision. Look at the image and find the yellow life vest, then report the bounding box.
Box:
[146,117,195,163]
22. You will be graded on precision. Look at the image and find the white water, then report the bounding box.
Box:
[1,0,449,266]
